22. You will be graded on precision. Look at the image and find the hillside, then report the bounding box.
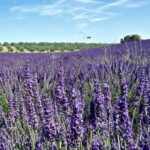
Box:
[0,42,108,53]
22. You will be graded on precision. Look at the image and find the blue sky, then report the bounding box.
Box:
[0,0,150,43]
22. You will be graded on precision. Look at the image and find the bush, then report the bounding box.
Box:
[130,34,141,41]
[121,34,141,43]
[7,46,14,52]
[0,44,3,52]
[16,45,25,52]
[3,42,9,46]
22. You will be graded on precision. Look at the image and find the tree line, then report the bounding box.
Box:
[0,34,142,52]
[0,42,108,52]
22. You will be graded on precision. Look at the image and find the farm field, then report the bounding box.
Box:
[0,39,149,150]
[0,43,107,53]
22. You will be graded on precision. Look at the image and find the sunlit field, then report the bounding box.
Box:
[0,40,149,149]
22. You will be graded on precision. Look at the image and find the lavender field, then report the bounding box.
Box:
[0,40,150,150]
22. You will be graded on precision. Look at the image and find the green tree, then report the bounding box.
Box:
[0,44,3,52]
[3,42,9,46]
[130,34,141,41]
[7,46,14,52]
[121,34,141,43]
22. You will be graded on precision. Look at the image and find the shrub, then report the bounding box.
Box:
[121,34,141,43]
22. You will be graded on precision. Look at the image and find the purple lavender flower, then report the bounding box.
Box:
[0,129,10,150]
[113,97,137,149]
[89,99,97,128]
[89,83,108,136]
[89,82,101,126]
[129,69,145,110]
[27,96,39,129]
[138,76,149,122]
[71,87,85,111]
[139,129,149,150]
[32,74,44,124]
[7,83,15,125]
[59,124,67,146]
[114,97,132,139]
[23,62,34,99]
[54,66,70,114]
[35,137,44,150]
[68,89,84,148]
[49,145,57,150]
[119,62,128,98]
[92,138,103,150]
[43,95,57,140]
[20,97,28,126]
[23,62,39,129]
[93,82,101,96]
[103,83,114,130]
[127,141,139,150]
[138,76,150,149]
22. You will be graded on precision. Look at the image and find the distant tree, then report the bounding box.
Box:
[130,34,141,41]
[18,42,24,46]
[3,42,9,46]
[124,35,132,42]
[15,45,25,52]
[121,34,141,43]
[7,46,14,52]
[0,44,3,52]
[120,39,125,43]
[10,42,16,46]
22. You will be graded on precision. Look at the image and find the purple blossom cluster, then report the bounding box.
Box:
[68,88,84,148]
[42,94,57,140]
[90,82,108,136]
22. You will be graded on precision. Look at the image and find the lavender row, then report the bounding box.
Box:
[0,40,150,149]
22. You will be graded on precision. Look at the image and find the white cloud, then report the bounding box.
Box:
[10,6,40,13]
[97,0,129,11]
[124,1,145,8]
[10,0,145,27]
[10,0,66,15]
[75,0,105,4]
[95,0,145,11]
[89,17,108,22]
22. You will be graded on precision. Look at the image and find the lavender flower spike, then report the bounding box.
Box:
[92,138,103,150]
[68,89,84,148]
[90,82,108,136]
[119,62,128,98]
[55,66,70,114]
[43,95,57,140]
[23,62,39,129]
[32,74,44,124]
[114,97,138,149]
[7,82,15,125]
